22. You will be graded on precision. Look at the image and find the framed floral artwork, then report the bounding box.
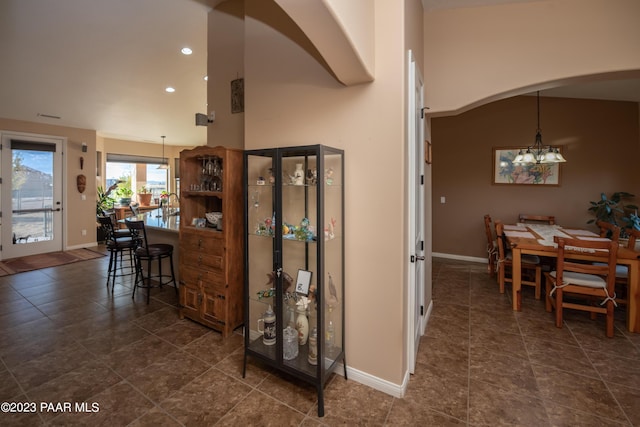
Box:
[492,147,561,186]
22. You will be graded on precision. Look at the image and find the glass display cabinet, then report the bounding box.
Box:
[243,145,345,417]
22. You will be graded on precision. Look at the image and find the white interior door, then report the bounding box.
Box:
[1,132,64,259]
[407,50,425,374]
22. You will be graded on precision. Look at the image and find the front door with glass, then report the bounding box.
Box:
[0,132,64,259]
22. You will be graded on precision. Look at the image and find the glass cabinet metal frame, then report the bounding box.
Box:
[242,144,346,417]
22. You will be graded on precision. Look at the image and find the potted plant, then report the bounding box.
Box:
[96,182,121,241]
[138,186,152,206]
[588,191,638,238]
[115,183,134,206]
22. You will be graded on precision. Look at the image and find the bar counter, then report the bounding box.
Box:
[124,208,180,281]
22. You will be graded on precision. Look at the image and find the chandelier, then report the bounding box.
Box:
[157,135,169,169]
[513,91,566,164]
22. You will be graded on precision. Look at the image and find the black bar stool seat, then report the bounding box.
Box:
[97,215,138,291]
[125,219,178,304]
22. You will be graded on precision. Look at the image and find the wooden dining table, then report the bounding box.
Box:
[504,223,640,333]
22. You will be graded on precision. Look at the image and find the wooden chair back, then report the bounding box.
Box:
[549,235,618,337]
[484,214,496,276]
[596,220,620,241]
[554,236,618,287]
[626,228,640,249]
[518,214,555,225]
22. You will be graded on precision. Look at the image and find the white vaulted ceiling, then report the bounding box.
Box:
[0,0,212,146]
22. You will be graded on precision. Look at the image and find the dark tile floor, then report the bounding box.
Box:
[0,253,639,425]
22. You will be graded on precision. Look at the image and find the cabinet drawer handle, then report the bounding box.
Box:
[198,238,203,248]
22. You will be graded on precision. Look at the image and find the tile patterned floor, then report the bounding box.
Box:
[0,253,639,425]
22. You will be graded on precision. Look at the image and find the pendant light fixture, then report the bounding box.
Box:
[513,92,566,165]
[157,135,169,169]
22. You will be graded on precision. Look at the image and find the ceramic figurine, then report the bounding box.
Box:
[293,163,304,185]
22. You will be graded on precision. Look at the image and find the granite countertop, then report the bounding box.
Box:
[127,208,179,233]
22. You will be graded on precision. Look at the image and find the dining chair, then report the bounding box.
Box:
[545,235,618,337]
[518,214,555,225]
[101,208,133,238]
[597,220,621,241]
[598,227,639,308]
[484,214,497,277]
[495,220,542,299]
[129,203,140,216]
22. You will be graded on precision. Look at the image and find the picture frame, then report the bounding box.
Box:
[294,269,313,296]
[231,78,244,114]
[425,140,432,164]
[492,147,561,186]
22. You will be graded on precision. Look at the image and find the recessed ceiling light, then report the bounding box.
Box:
[165,87,175,93]
[181,47,193,55]
[203,75,208,81]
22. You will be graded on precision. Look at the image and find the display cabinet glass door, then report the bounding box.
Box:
[245,151,277,364]
[320,151,344,373]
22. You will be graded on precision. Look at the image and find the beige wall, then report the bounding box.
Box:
[207,0,245,149]
[432,96,640,259]
[423,0,640,115]
[240,0,408,385]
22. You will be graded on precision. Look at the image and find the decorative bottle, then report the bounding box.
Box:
[296,306,309,345]
[325,320,335,356]
[308,327,318,365]
[287,306,297,332]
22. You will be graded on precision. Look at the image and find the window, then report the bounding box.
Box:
[105,156,168,204]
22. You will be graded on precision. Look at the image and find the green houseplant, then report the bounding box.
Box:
[588,191,638,237]
[96,182,121,215]
[115,183,134,206]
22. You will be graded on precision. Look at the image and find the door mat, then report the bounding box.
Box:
[0,248,106,276]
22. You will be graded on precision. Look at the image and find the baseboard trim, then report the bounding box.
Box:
[333,362,407,398]
[65,242,99,251]
[432,252,485,264]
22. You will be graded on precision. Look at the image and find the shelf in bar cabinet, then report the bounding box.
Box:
[182,190,223,198]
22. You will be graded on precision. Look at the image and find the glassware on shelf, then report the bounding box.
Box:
[283,326,299,360]
[199,157,208,191]
[325,316,335,357]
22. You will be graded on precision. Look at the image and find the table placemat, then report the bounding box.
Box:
[504,224,528,231]
[504,231,535,238]
[563,229,599,237]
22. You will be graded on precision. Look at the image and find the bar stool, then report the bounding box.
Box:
[125,219,178,304]
[97,215,139,291]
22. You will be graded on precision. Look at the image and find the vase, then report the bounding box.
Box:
[296,306,309,345]
[138,193,152,206]
[307,326,318,365]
